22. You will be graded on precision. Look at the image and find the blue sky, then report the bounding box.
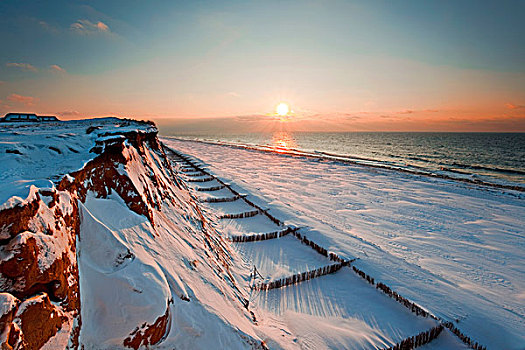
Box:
[1,0,524,131]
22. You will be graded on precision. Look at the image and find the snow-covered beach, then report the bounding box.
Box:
[162,137,525,349]
[1,118,522,349]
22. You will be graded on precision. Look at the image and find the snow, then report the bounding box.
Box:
[0,184,41,211]
[0,292,18,317]
[77,170,263,347]
[197,187,239,201]
[41,313,74,350]
[165,146,446,349]
[163,137,525,350]
[254,271,436,349]
[220,214,283,237]
[235,235,334,281]
[15,292,48,315]
[4,116,520,348]
[0,117,156,207]
[419,328,469,349]
[79,194,171,346]
[205,198,258,217]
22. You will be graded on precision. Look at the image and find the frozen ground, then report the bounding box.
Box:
[163,137,525,350]
[169,148,445,349]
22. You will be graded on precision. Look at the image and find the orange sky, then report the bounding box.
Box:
[1,1,524,132]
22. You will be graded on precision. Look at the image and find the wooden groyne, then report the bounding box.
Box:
[187,176,215,183]
[180,167,198,172]
[290,230,347,263]
[382,325,443,350]
[202,195,241,203]
[220,209,260,219]
[165,147,488,350]
[185,172,206,177]
[196,185,225,192]
[230,227,298,242]
[442,322,486,350]
[253,262,345,291]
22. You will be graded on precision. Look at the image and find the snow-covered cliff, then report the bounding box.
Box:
[0,118,262,349]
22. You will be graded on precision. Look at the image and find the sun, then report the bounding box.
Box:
[276,103,289,116]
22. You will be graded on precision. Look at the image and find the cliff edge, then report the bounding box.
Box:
[0,118,262,349]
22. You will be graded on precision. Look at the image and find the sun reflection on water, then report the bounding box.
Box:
[272,131,297,151]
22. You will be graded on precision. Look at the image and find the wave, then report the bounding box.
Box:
[449,162,525,176]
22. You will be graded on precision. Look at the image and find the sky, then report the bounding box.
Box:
[0,0,524,132]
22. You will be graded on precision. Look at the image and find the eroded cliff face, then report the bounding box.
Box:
[0,185,80,349]
[0,119,259,349]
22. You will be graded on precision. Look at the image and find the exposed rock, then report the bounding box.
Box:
[123,303,170,349]
[15,293,67,350]
[0,197,40,242]
[0,293,21,349]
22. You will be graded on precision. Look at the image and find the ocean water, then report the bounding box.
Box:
[163,131,525,190]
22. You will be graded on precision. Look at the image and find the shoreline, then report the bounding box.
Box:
[162,136,525,349]
[162,136,525,194]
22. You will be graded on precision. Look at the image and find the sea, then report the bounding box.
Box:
[163,131,525,191]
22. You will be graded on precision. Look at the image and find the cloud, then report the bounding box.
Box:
[7,93,38,106]
[5,62,37,72]
[57,110,80,117]
[38,20,60,34]
[234,114,270,122]
[70,19,110,34]
[505,103,525,110]
[49,64,66,73]
[226,91,240,98]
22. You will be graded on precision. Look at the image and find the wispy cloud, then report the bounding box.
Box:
[49,64,66,73]
[5,62,37,72]
[38,20,60,34]
[226,91,241,98]
[7,93,38,106]
[505,103,524,110]
[57,110,81,117]
[70,19,110,35]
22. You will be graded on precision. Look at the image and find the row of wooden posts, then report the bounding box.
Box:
[180,167,198,172]
[253,262,344,291]
[291,230,348,264]
[351,265,487,349]
[442,321,487,350]
[220,209,260,219]
[375,281,430,318]
[352,265,431,318]
[185,172,205,177]
[202,195,240,203]
[230,227,296,243]
[382,325,443,350]
[187,176,215,183]
[169,149,487,350]
[196,185,225,192]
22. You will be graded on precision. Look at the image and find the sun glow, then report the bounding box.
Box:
[276,103,289,116]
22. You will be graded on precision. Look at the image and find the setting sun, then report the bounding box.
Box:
[276,103,289,116]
